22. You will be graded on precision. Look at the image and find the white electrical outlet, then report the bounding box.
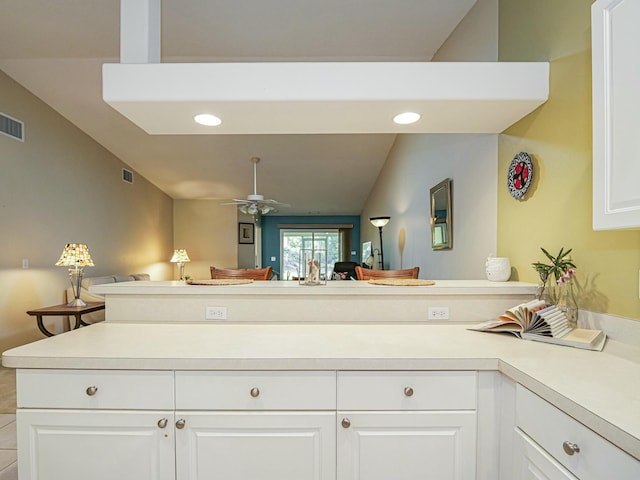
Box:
[428,307,450,320]
[206,306,227,320]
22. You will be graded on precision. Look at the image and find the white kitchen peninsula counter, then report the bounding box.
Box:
[89,279,538,324]
[3,322,640,461]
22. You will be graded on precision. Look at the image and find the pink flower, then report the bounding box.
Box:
[556,267,577,285]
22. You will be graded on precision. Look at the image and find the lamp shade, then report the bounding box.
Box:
[370,216,390,228]
[55,244,95,267]
[170,249,190,263]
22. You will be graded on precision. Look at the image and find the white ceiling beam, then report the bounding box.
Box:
[120,0,161,63]
[103,61,549,134]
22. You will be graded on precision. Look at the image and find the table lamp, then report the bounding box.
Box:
[56,243,95,307]
[170,249,191,280]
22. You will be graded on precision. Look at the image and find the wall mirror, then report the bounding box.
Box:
[430,178,452,250]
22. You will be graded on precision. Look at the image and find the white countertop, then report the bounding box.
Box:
[3,322,639,460]
[91,279,538,296]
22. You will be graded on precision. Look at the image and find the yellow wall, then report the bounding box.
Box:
[498,0,640,319]
[173,200,239,280]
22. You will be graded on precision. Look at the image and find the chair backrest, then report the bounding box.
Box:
[332,261,359,280]
[355,266,420,280]
[210,266,273,280]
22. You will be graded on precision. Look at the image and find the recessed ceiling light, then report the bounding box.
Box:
[393,112,421,125]
[194,113,222,126]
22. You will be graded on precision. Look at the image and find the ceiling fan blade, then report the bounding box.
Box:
[263,199,290,207]
[219,157,290,213]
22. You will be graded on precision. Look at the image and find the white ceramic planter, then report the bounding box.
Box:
[486,257,511,282]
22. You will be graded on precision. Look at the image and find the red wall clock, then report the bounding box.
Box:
[507,152,533,199]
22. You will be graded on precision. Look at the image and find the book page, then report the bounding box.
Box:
[469,320,523,336]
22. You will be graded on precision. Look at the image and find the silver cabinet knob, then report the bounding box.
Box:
[86,386,98,396]
[404,386,414,397]
[157,418,168,429]
[250,387,260,398]
[341,418,351,429]
[562,441,580,456]
[175,419,186,429]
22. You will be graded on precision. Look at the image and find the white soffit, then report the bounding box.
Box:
[103,61,549,135]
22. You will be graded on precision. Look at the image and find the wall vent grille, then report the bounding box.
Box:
[122,168,134,184]
[0,112,24,142]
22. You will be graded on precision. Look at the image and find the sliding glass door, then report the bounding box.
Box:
[280,230,340,280]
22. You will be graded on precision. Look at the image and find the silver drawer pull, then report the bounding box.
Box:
[85,386,98,396]
[562,441,580,456]
[157,418,168,429]
[250,387,260,398]
[176,419,186,429]
[404,386,414,397]
[341,418,351,429]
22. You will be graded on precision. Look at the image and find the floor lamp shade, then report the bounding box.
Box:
[369,217,390,270]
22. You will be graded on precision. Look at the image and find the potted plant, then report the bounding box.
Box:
[532,247,578,326]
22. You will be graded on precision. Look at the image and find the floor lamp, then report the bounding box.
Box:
[369,216,390,270]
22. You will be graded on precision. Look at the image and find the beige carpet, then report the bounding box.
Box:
[0,368,16,414]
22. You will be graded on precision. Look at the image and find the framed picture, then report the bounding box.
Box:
[361,241,372,266]
[238,222,255,244]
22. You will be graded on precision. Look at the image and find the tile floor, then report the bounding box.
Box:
[0,415,16,480]
[0,367,17,480]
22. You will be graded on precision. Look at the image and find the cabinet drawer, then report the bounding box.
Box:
[17,369,174,410]
[516,385,640,480]
[337,371,477,410]
[176,371,336,410]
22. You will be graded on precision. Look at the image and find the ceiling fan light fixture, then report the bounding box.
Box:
[194,113,222,126]
[393,112,421,125]
[222,157,288,216]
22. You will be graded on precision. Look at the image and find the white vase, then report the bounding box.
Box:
[485,257,511,282]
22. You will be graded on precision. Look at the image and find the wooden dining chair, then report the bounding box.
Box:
[355,266,420,280]
[210,266,273,280]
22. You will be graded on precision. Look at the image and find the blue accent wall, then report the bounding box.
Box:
[261,215,361,275]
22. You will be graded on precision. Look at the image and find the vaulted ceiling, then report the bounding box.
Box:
[0,0,485,215]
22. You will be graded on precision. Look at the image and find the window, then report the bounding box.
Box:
[280,229,340,280]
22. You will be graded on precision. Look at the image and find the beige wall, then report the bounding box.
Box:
[0,70,174,352]
[498,0,640,320]
[173,200,239,280]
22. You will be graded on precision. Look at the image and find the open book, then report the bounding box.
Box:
[470,299,606,351]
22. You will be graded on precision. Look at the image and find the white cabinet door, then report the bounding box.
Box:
[17,409,175,480]
[337,411,476,480]
[175,411,336,480]
[592,0,640,229]
[513,429,578,480]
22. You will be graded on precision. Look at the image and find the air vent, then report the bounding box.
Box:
[122,168,134,184]
[0,112,24,142]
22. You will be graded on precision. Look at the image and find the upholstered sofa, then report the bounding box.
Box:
[64,273,150,325]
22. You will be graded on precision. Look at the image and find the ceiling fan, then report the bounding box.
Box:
[221,157,289,215]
